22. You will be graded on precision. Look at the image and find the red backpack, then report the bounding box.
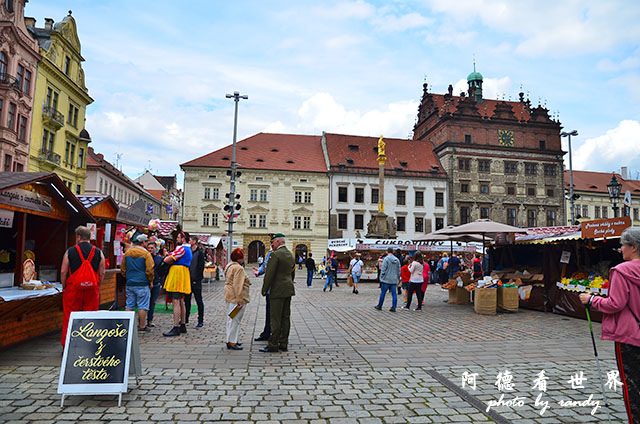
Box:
[67,245,99,289]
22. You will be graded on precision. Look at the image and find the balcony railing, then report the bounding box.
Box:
[42,104,65,128]
[39,149,61,166]
[0,73,20,91]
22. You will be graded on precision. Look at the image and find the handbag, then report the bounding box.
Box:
[347,274,354,287]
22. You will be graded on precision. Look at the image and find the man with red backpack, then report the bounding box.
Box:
[60,226,105,347]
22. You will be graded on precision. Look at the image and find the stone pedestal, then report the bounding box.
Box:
[366,213,397,239]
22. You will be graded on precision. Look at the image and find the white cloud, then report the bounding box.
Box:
[313,1,432,32]
[573,120,640,171]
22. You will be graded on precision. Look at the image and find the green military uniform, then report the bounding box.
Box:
[262,244,296,350]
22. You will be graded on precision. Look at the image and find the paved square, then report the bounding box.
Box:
[0,270,628,423]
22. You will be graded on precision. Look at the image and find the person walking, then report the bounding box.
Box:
[405,251,425,311]
[580,227,640,423]
[305,253,316,288]
[60,226,105,347]
[437,253,449,284]
[146,241,166,328]
[324,255,336,292]
[350,253,363,294]
[375,248,401,312]
[162,232,192,337]
[224,248,251,350]
[185,237,205,328]
[428,255,438,284]
[298,255,303,270]
[400,257,411,301]
[120,233,154,332]
[260,234,295,353]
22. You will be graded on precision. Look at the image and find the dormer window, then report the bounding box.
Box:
[222,156,230,160]
[399,161,408,167]
[286,160,294,164]
[240,146,248,150]
[256,158,264,162]
[64,56,71,75]
[271,148,279,152]
[348,144,359,151]
[345,158,354,165]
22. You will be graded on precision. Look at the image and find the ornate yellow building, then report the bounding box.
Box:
[27,12,93,194]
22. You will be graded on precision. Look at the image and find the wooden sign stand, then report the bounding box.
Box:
[58,311,142,407]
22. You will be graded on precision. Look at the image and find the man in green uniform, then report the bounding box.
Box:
[260,233,295,353]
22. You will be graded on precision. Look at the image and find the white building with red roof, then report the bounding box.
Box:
[180,133,330,263]
[322,133,448,239]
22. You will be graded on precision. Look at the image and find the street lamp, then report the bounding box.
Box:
[560,130,578,224]
[607,174,622,218]
[225,91,248,265]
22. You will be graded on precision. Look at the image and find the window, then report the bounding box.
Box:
[16,64,23,89]
[460,207,471,224]
[0,99,3,124]
[397,190,406,205]
[23,69,31,95]
[415,191,424,207]
[594,206,600,219]
[64,142,70,163]
[3,154,11,172]
[507,185,516,195]
[546,188,555,198]
[397,216,406,232]
[525,163,537,175]
[582,205,588,218]
[415,217,424,233]
[435,192,444,207]
[634,208,639,221]
[354,214,364,230]
[213,188,219,199]
[303,216,311,229]
[480,184,489,194]
[480,207,490,219]
[251,189,258,201]
[539,140,546,150]
[18,116,26,141]
[0,52,5,76]
[13,162,22,172]
[99,178,103,193]
[460,183,469,193]
[203,213,211,227]
[371,188,379,204]
[4,0,13,13]
[260,189,268,202]
[212,213,218,226]
[527,186,536,196]
[464,134,472,144]
[259,215,266,228]
[338,213,347,229]
[249,214,257,228]
[504,161,517,174]
[64,56,71,75]
[204,187,211,199]
[76,184,81,195]
[458,158,470,171]
[546,210,556,226]
[7,102,15,130]
[602,206,608,219]
[544,164,557,177]
[507,208,517,226]
[478,159,491,173]
[67,104,79,126]
[527,210,537,227]
[435,217,444,230]
[78,147,84,168]
[355,187,364,203]
[338,187,348,202]
[294,216,301,229]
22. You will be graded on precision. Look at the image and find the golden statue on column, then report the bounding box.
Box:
[366,135,397,238]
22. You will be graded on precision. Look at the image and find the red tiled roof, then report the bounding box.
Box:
[428,94,532,121]
[181,133,326,173]
[324,133,445,177]
[564,170,640,194]
[146,189,164,201]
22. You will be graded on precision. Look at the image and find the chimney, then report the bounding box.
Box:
[44,18,54,30]
[24,17,35,27]
[97,153,104,160]
[621,166,628,180]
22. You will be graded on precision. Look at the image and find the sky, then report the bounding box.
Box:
[27,1,640,183]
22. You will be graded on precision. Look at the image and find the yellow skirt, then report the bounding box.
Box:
[164,265,192,295]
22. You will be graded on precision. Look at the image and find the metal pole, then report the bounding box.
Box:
[225,91,248,266]
[568,133,575,224]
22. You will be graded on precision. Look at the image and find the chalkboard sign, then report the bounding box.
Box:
[58,311,141,406]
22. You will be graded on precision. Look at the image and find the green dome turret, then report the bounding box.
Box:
[467,61,483,103]
[467,71,483,82]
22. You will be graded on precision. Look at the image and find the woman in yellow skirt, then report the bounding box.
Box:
[162,232,192,337]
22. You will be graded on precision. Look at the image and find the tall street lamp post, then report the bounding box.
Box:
[224,91,248,265]
[607,174,622,218]
[561,130,578,224]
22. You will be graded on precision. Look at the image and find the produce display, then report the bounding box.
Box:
[557,272,609,295]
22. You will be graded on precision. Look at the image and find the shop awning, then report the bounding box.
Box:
[514,225,582,245]
[190,234,222,247]
[157,220,179,237]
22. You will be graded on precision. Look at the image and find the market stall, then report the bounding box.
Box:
[0,172,94,349]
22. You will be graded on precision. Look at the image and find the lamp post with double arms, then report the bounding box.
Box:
[560,130,578,224]
[607,174,622,218]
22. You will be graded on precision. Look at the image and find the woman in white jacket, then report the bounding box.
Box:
[224,248,251,350]
[405,251,425,311]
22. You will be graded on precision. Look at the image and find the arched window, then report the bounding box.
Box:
[0,52,7,77]
[4,0,13,13]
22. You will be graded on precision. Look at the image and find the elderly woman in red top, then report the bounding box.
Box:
[580,227,640,423]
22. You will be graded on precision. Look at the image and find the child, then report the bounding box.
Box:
[400,257,412,302]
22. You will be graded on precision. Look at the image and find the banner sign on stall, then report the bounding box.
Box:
[328,239,479,253]
[0,188,51,213]
[0,209,14,228]
[116,200,149,226]
[58,311,141,407]
[581,216,631,239]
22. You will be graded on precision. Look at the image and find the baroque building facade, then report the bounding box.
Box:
[27,12,93,194]
[413,69,566,227]
[0,0,39,172]
[181,133,330,263]
[323,133,448,239]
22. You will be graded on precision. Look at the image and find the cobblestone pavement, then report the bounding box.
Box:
[0,270,629,423]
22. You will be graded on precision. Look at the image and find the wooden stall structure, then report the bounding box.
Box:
[0,173,94,349]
